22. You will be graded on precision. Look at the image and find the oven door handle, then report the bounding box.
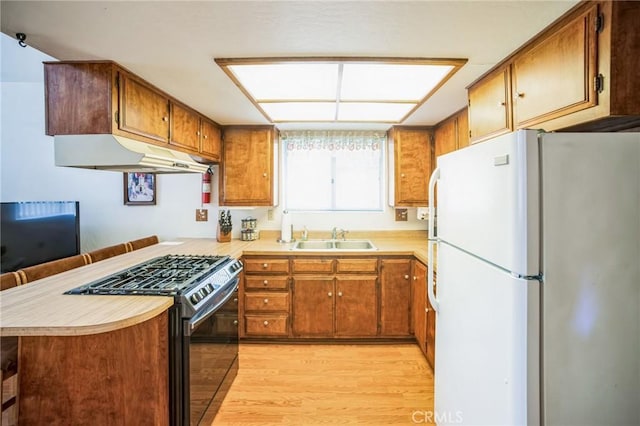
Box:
[186,279,238,335]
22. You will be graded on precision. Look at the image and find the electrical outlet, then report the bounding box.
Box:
[267,209,274,221]
[395,208,408,222]
[195,209,208,222]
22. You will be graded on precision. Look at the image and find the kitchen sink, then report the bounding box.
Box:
[333,240,375,250]
[294,240,335,250]
[291,239,377,251]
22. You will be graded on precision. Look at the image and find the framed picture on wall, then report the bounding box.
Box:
[123,172,156,205]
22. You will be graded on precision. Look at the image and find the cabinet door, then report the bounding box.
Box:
[200,119,222,161]
[411,261,428,359]
[391,129,432,206]
[118,73,169,143]
[512,4,597,128]
[434,116,457,162]
[220,128,274,206]
[456,109,469,149]
[169,102,200,152]
[335,276,378,337]
[291,277,334,337]
[468,65,512,143]
[380,258,412,336]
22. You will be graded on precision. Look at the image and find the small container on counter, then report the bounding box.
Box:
[241,229,259,241]
[241,217,257,230]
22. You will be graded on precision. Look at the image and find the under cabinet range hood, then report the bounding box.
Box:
[53,135,211,173]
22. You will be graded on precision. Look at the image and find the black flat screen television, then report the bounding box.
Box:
[1,201,80,273]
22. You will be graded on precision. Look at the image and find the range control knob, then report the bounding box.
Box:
[190,294,200,304]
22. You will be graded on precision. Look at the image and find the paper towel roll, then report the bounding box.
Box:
[281,210,292,242]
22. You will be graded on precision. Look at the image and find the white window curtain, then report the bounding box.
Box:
[282,130,385,211]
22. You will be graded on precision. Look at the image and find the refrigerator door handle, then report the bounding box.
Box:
[428,167,440,241]
[428,167,440,313]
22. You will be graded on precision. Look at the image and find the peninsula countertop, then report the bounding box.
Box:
[0,235,430,337]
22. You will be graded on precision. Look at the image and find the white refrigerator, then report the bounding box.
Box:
[427,129,640,426]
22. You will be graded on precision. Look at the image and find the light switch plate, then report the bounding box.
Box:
[195,209,208,222]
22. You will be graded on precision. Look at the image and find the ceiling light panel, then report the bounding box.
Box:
[228,64,338,100]
[340,63,455,101]
[338,102,416,122]
[260,102,336,121]
[217,57,467,123]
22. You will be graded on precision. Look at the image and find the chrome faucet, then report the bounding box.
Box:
[331,227,348,240]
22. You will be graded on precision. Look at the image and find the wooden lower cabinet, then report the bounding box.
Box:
[241,256,291,338]
[335,276,378,337]
[380,258,412,336]
[291,276,334,336]
[411,260,428,359]
[19,312,169,425]
[241,255,416,342]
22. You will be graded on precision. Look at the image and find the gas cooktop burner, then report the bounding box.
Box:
[65,254,239,297]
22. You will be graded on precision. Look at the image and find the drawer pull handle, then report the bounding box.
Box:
[264,298,269,304]
[233,320,239,326]
[404,274,409,279]
[263,280,268,285]
[328,292,332,297]
[338,291,343,297]
[413,276,417,280]
[263,263,268,268]
[233,298,238,303]
[263,320,269,326]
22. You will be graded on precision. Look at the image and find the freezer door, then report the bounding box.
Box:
[540,132,640,426]
[435,242,540,426]
[436,129,539,276]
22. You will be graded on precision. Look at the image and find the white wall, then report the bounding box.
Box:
[0,34,426,252]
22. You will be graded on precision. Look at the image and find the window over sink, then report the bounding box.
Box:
[282,130,384,211]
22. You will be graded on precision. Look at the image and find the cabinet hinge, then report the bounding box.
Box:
[595,13,604,33]
[115,75,119,88]
[469,130,472,139]
[468,99,471,107]
[594,74,604,94]
[114,111,119,124]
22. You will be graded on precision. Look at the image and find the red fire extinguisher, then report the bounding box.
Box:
[202,171,211,204]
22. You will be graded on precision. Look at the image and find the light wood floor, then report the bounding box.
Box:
[213,343,434,425]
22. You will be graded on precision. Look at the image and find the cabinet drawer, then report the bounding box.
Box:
[292,258,334,274]
[245,292,289,312]
[336,258,378,273]
[244,258,290,274]
[245,314,289,336]
[245,276,289,290]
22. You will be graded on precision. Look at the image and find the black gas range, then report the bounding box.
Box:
[66,254,243,425]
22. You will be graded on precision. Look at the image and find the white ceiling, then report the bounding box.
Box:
[1,0,579,130]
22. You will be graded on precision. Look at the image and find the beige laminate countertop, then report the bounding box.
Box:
[0,235,430,337]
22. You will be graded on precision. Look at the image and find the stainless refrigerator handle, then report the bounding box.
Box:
[428,167,440,313]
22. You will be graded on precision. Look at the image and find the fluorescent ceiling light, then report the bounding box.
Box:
[216,58,466,123]
[338,103,416,122]
[260,102,336,121]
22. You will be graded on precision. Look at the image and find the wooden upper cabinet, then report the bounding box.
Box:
[44,62,114,136]
[434,115,456,161]
[220,126,277,206]
[200,118,222,161]
[512,4,598,128]
[467,1,640,136]
[468,65,512,143]
[434,108,469,162]
[388,127,433,207]
[44,61,220,163]
[169,101,200,152]
[118,73,170,143]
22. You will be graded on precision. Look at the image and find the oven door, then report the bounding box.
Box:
[181,279,239,426]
